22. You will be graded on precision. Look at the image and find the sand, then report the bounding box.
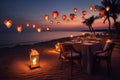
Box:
[0,37,120,80]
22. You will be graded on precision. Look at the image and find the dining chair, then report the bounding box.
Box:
[59,43,82,71]
[93,40,115,74]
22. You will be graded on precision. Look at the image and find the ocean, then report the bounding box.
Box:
[0,31,87,48]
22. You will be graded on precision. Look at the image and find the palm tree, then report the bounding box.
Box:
[95,0,120,38]
[82,15,100,39]
[112,22,120,39]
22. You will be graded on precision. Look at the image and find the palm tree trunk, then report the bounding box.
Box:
[108,17,112,38]
[90,26,96,39]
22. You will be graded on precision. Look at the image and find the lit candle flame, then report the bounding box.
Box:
[32,58,37,65]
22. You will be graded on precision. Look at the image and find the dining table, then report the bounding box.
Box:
[64,40,102,74]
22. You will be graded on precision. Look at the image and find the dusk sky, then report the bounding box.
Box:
[0,0,120,32]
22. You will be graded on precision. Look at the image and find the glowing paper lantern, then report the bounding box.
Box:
[46,26,50,31]
[62,15,67,21]
[50,20,53,24]
[30,49,40,69]
[26,22,30,27]
[4,19,12,28]
[36,27,41,32]
[106,6,110,11]
[16,25,22,32]
[73,8,78,13]
[70,13,75,20]
[32,23,36,28]
[99,10,105,17]
[52,11,59,19]
[82,10,87,16]
[70,34,74,38]
[89,6,93,11]
[44,14,49,21]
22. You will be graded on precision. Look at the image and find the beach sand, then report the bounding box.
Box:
[0,37,120,80]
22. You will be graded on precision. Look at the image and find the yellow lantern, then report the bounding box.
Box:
[106,6,110,11]
[50,20,53,24]
[36,27,42,32]
[44,14,49,21]
[30,49,40,69]
[55,42,61,52]
[70,34,74,38]
[89,6,93,11]
[4,19,12,28]
[57,22,60,25]
[16,25,22,32]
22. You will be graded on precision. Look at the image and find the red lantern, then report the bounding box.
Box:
[44,14,49,21]
[62,15,67,21]
[106,6,110,11]
[82,10,87,16]
[70,13,75,20]
[73,8,78,13]
[16,25,22,32]
[4,19,12,28]
[26,22,30,27]
[52,11,59,19]
[32,23,36,28]
[57,22,60,24]
[99,10,105,17]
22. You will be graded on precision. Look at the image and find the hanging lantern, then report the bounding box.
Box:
[70,34,74,38]
[26,22,30,27]
[50,20,53,24]
[30,49,40,69]
[36,27,42,32]
[94,8,97,12]
[4,19,12,28]
[73,8,78,13]
[32,23,36,28]
[52,11,59,19]
[62,15,67,21]
[99,10,105,17]
[106,6,110,11]
[82,10,87,16]
[16,25,22,32]
[101,16,105,20]
[55,42,61,52]
[70,13,75,20]
[89,6,93,11]
[44,14,49,21]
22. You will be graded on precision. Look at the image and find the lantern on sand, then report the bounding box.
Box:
[73,8,78,13]
[16,25,22,32]
[55,42,61,52]
[30,49,40,69]
[62,15,67,21]
[4,19,12,28]
[70,13,75,20]
[52,11,59,19]
[44,14,49,21]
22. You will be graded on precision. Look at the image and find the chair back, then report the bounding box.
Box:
[104,41,115,57]
[60,43,73,53]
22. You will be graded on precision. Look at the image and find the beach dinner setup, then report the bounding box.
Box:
[0,0,120,80]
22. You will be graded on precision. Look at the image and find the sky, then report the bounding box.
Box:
[0,0,120,32]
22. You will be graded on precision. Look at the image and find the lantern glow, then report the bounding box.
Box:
[36,27,42,32]
[4,19,12,28]
[62,15,67,21]
[32,23,36,28]
[99,10,105,17]
[106,6,110,11]
[30,49,40,69]
[16,25,22,32]
[73,8,78,13]
[55,42,61,52]
[44,14,49,21]
[70,13,75,20]
[52,11,59,19]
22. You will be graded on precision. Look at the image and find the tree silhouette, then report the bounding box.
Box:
[82,15,100,39]
[95,0,120,38]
